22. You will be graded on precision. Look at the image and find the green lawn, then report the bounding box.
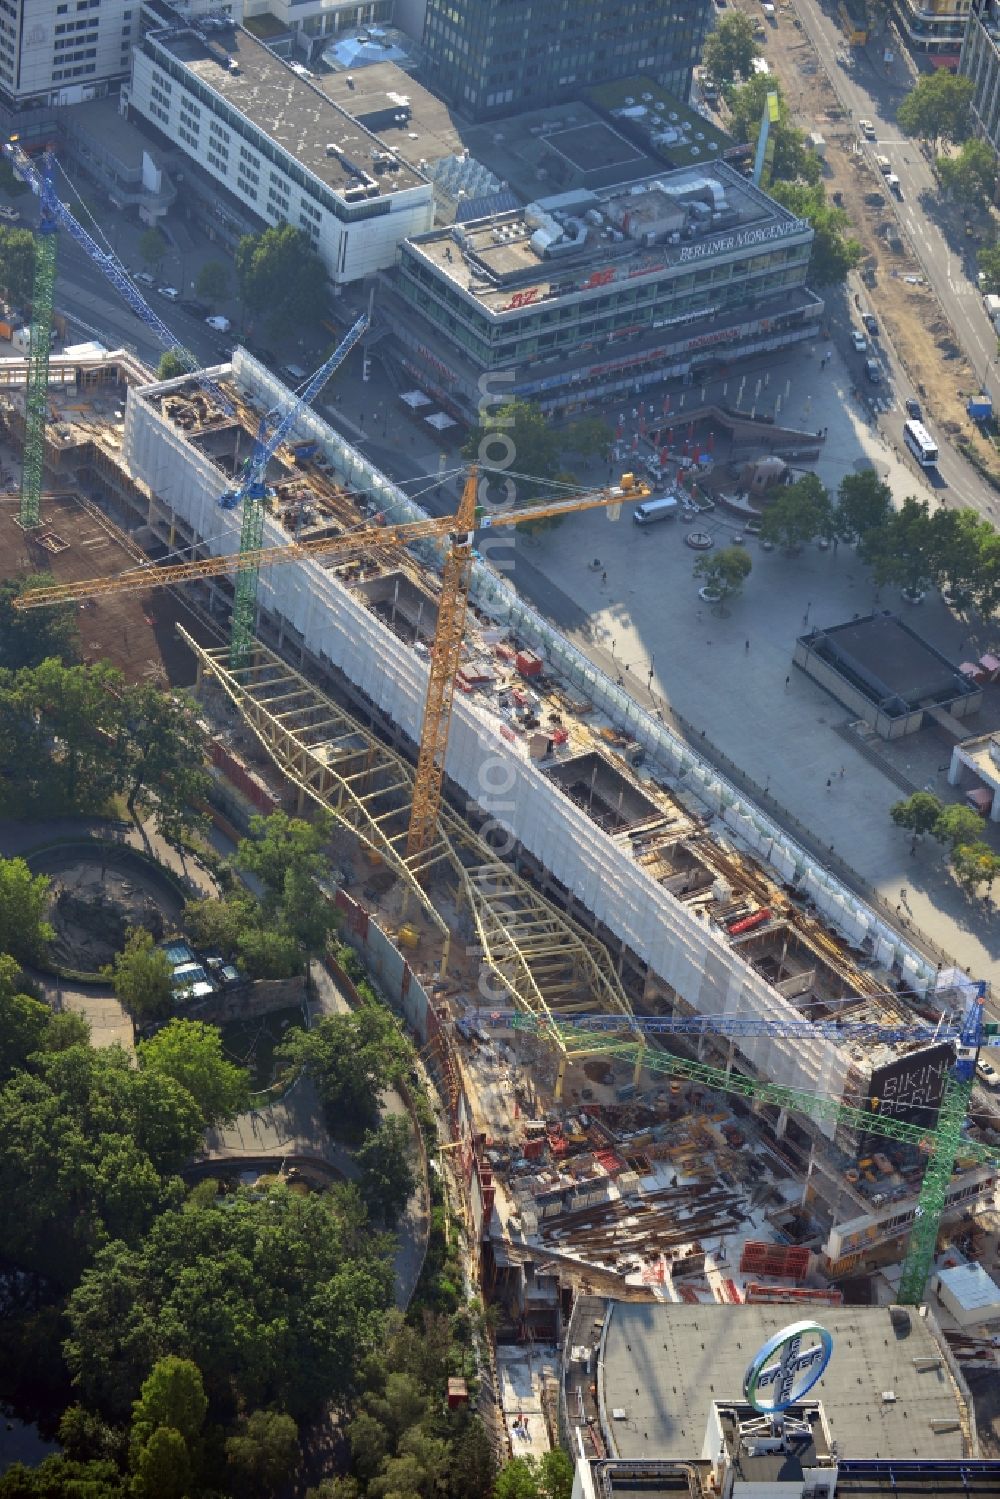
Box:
[221,1006,305,1091]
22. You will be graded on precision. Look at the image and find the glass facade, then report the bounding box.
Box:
[422,0,712,119]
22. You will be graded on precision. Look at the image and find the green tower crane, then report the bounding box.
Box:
[18,150,58,530]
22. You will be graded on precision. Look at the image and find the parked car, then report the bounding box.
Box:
[205,314,231,332]
[864,358,881,384]
[859,119,876,140]
[157,285,180,301]
[905,397,922,419]
[851,331,867,353]
[180,298,209,317]
[977,1059,1000,1089]
[862,312,878,335]
[134,270,157,287]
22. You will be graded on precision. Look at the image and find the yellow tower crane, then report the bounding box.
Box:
[16,467,649,865]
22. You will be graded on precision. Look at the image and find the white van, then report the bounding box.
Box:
[633,495,679,525]
[885,173,902,198]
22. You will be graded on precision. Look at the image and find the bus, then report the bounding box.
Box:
[903,419,938,467]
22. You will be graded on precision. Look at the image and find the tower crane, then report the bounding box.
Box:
[217,312,368,668]
[14,467,649,864]
[2,140,232,530]
[488,987,993,1305]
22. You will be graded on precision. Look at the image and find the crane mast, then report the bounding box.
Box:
[18,154,57,530]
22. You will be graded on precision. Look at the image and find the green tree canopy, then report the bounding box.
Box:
[0,955,56,1083]
[0,855,53,967]
[138,1019,251,1127]
[0,224,37,305]
[865,495,934,596]
[951,840,1000,893]
[898,69,973,148]
[759,473,832,552]
[937,137,997,208]
[226,1409,300,1498]
[0,574,79,670]
[978,242,1000,295]
[0,1456,125,1497]
[768,180,862,284]
[236,809,332,903]
[565,415,614,459]
[890,791,944,839]
[118,683,209,839]
[103,928,174,1024]
[934,802,986,849]
[693,545,752,608]
[835,470,892,545]
[130,1355,207,1458]
[138,229,167,269]
[65,1183,395,1420]
[131,1424,192,1499]
[703,11,760,84]
[195,259,229,302]
[236,224,329,332]
[156,350,190,380]
[183,888,302,979]
[356,1115,417,1227]
[279,1006,411,1142]
[462,399,562,486]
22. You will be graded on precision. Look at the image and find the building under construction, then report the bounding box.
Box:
[2,343,994,1286]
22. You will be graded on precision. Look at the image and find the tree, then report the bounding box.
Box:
[951,840,1000,894]
[835,470,892,545]
[138,1019,251,1126]
[934,802,986,849]
[279,1006,411,1142]
[0,573,79,670]
[890,791,944,843]
[130,1356,207,1458]
[693,545,752,604]
[495,1456,545,1499]
[937,137,997,208]
[978,242,1000,295]
[236,809,333,909]
[703,12,760,85]
[768,181,862,284]
[236,224,329,332]
[898,70,973,149]
[759,473,832,553]
[0,955,52,1082]
[65,1184,395,1419]
[462,398,562,486]
[103,928,174,1024]
[538,1450,575,1499]
[0,1457,125,1496]
[195,259,229,302]
[11,658,128,813]
[131,1424,192,1499]
[157,350,190,380]
[565,415,613,459]
[0,856,53,966]
[139,228,167,269]
[0,225,37,305]
[931,507,994,610]
[355,1115,417,1227]
[866,496,935,596]
[226,1410,300,1498]
[118,683,209,841]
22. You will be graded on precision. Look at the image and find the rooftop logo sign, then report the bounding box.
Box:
[676,218,809,264]
[743,1321,833,1414]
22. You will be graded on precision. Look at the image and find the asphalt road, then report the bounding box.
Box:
[790,0,1000,517]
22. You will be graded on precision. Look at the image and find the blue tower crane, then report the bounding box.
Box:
[217,312,369,666]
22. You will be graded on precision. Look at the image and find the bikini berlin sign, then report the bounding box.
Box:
[743,1321,833,1414]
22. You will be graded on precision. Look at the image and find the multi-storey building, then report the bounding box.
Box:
[0,0,137,110]
[392,163,822,417]
[420,0,712,122]
[961,0,1000,147]
[892,0,970,60]
[127,9,434,283]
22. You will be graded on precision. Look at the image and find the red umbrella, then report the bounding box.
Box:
[660,446,669,465]
[615,424,623,440]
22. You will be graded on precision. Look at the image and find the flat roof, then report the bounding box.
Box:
[599,1302,970,1461]
[317,60,463,169]
[587,77,736,170]
[808,613,970,711]
[148,24,425,197]
[938,1261,1000,1312]
[460,102,660,202]
[405,161,808,315]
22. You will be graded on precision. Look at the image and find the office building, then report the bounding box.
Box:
[962,0,1000,148]
[420,0,712,122]
[892,0,970,60]
[0,0,137,111]
[393,159,822,417]
[127,10,434,283]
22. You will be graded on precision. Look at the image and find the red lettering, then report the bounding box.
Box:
[507,287,541,310]
[584,267,615,290]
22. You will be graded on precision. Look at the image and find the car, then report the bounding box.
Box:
[134,270,157,287]
[180,298,209,318]
[851,331,868,353]
[205,314,231,332]
[0,205,21,223]
[862,312,878,335]
[157,285,180,301]
[859,119,876,140]
[885,172,903,199]
[905,397,922,419]
[977,1059,1000,1088]
[864,358,881,384]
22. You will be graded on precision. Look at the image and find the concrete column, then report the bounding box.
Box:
[775,1107,788,1141]
[948,746,963,787]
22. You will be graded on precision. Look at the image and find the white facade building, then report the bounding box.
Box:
[128,16,433,283]
[0,0,137,109]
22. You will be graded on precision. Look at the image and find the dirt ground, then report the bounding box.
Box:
[727,0,1000,484]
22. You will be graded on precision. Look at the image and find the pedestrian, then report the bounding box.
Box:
[785,674,791,688]
[826,777,832,791]
[840,766,846,778]
[601,570,607,584]
[745,638,750,652]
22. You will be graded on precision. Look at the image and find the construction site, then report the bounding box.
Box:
[5,334,1000,1331]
